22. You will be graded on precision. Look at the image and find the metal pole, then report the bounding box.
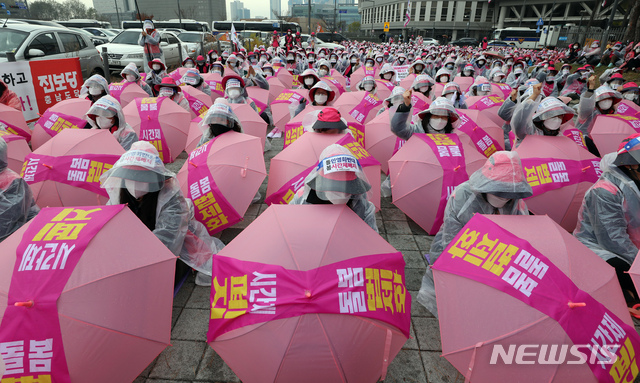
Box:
[334,0,336,32]
[114,0,121,29]
[101,47,111,82]
[519,0,525,27]
[543,0,557,48]
[308,0,311,34]
[177,0,183,29]
[601,0,621,48]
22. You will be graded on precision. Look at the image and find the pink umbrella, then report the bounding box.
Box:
[276,66,294,88]
[0,103,31,142]
[201,72,225,103]
[267,76,286,103]
[452,76,474,93]
[491,82,512,98]
[283,106,365,149]
[616,99,640,117]
[23,129,125,207]
[0,205,175,383]
[329,69,347,89]
[514,135,600,232]
[208,204,410,383]
[434,214,634,383]
[399,73,415,90]
[107,81,149,108]
[433,83,444,98]
[229,103,268,149]
[246,87,270,115]
[464,95,506,129]
[0,131,31,174]
[266,131,381,211]
[169,67,191,84]
[334,90,383,125]
[365,109,402,175]
[455,109,505,157]
[31,98,91,150]
[591,114,640,156]
[271,89,309,131]
[176,131,266,234]
[374,79,394,100]
[389,133,486,234]
[185,115,204,154]
[181,85,213,119]
[122,96,191,163]
[350,66,378,88]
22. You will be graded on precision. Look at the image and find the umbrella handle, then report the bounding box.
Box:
[43,163,53,170]
[581,166,591,172]
[15,300,34,308]
[568,301,586,309]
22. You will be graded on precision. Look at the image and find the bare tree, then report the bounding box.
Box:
[174,5,197,20]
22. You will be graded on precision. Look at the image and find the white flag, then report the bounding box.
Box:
[404,0,411,27]
[231,23,241,48]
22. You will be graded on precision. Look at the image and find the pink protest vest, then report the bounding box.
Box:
[456,111,504,158]
[416,133,469,235]
[37,110,85,138]
[542,81,555,97]
[20,153,120,196]
[349,93,382,126]
[182,91,210,117]
[186,138,243,234]
[0,205,124,383]
[135,97,171,163]
[521,157,602,197]
[208,252,410,340]
[378,79,395,93]
[435,214,640,383]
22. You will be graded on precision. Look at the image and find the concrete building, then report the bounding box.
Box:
[270,0,281,18]
[126,0,226,24]
[290,1,360,32]
[231,0,251,20]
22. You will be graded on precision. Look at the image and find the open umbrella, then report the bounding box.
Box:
[31,98,91,150]
[399,73,415,90]
[246,87,270,113]
[434,214,637,383]
[616,99,640,117]
[0,130,31,174]
[271,89,309,131]
[389,133,486,234]
[0,103,31,142]
[169,67,191,84]
[464,95,507,129]
[181,85,213,119]
[483,50,504,60]
[266,132,381,211]
[455,109,505,157]
[201,72,225,103]
[514,135,600,232]
[365,109,404,175]
[185,115,205,154]
[107,81,149,108]
[433,83,444,98]
[374,79,394,100]
[276,66,294,89]
[22,129,125,207]
[350,66,378,88]
[283,106,365,150]
[267,76,286,103]
[122,96,191,163]
[452,77,474,93]
[335,90,383,125]
[0,205,175,383]
[322,76,346,96]
[208,204,410,383]
[229,103,268,149]
[591,114,640,156]
[491,83,512,99]
[176,131,266,234]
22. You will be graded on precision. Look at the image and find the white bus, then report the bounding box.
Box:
[492,27,541,49]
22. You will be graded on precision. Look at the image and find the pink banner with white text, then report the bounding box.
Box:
[36,110,85,138]
[521,157,602,197]
[456,111,504,158]
[136,97,171,163]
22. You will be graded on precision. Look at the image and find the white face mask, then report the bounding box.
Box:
[610,81,622,89]
[364,83,374,92]
[463,70,472,76]
[330,58,337,63]
[228,88,241,98]
[419,86,430,93]
[547,75,556,82]
[507,60,514,65]
[158,87,173,98]
[543,116,562,131]
[325,191,350,205]
[185,63,194,68]
[287,55,294,61]
[318,69,328,77]
[440,76,449,83]
[304,77,315,86]
[492,76,503,83]
[428,117,448,131]
[213,69,222,75]
[88,86,102,96]
[125,179,149,199]
[125,74,136,82]
[477,90,490,96]
[625,92,638,100]
[598,99,613,111]
[260,56,267,62]
[486,194,510,208]
[264,70,273,77]
[384,73,393,80]
[96,116,114,129]
[314,93,328,105]
[351,58,357,64]
[562,69,570,75]
[152,64,162,71]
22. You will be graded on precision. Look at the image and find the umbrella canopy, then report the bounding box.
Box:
[399,74,416,90]
[591,114,640,156]
[350,66,378,88]
[276,66,294,88]
[334,90,383,125]
[23,129,125,207]
[434,214,634,383]
[514,135,600,232]
[208,204,410,383]
[267,76,286,103]
[0,131,31,174]
[433,83,444,98]
[329,69,347,89]
[168,67,191,84]
[108,81,149,108]
[229,103,268,149]
[200,72,225,103]
[266,132,381,211]
[246,87,270,114]
[122,96,191,163]
[491,83,512,99]
[176,131,266,234]
[365,109,404,175]
[455,109,505,157]
[181,85,213,119]
[0,103,31,142]
[271,89,309,131]
[185,115,204,154]
[374,79,394,100]
[464,95,507,128]
[615,99,640,117]
[31,98,91,150]
[389,133,486,234]
[483,50,504,60]
[0,205,175,383]
[452,77,474,93]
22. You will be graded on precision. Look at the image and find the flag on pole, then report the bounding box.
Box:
[602,0,607,7]
[404,0,411,27]
[230,23,241,49]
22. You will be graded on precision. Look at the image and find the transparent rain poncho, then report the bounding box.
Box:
[442,82,466,109]
[120,62,153,96]
[511,96,575,141]
[391,96,460,140]
[85,95,139,150]
[197,100,243,147]
[417,151,532,317]
[181,69,212,96]
[80,74,110,102]
[0,137,39,241]
[577,85,622,135]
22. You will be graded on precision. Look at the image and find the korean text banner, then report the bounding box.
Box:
[1,58,83,123]
[434,214,640,383]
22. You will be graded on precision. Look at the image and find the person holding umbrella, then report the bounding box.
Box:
[181,69,212,96]
[80,74,109,105]
[417,151,533,317]
[0,137,39,241]
[85,96,139,150]
[154,77,189,112]
[138,19,164,74]
[146,58,168,97]
[576,76,622,137]
[574,133,640,308]
[120,62,153,96]
[511,85,575,142]
[289,144,378,233]
[391,93,460,141]
[442,82,467,109]
[100,141,224,284]
[308,81,335,107]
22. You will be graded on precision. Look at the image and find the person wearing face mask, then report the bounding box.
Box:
[442,58,456,73]
[559,66,590,98]
[225,54,241,75]
[506,62,527,89]
[376,86,405,116]
[620,43,640,72]
[154,77,190,112]
[411,74,435,100]
[0,136,39,241]
[80,74,109,104]
[620,82,640,106]
[182,57,196,69]
[394,53,407,66]
[605,72,625,90]
[316,60,331,78]
[343,54,361,78]
[208,49,218,66]
[85,96,138,150]
[535,63,559,97]
[599,41,626,68]
[262,63,275,78]
[194,55,208,73]
[409,59,425,76]
[181,69,212,96]
[465,76,492,98]
[100,141,224,286]
[289,144,378,232]
[434,67,451,84]
[472,55,488,77]
[298,69,320,90]
[488,67,506,84]
[138,19,163,73]
[564,43,581,63]
[358,76,377,95]
[459,64,475,78]
[308,81,335,107]
[417,151,533,317]
[221,50,230,65]
[442,82,466,109]
[374,53,384,67]
[511,90,575,143]
[209,61,224,76]
[577,77,622,137]
[580,41,601,66]
[120,62,153,96]
[379,64,397,85]
[0,78,21,110]
[145,58,168,96]
[391,92,459,140]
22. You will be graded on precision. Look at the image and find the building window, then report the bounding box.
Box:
[420,2,426,21]
[439,2,447,22]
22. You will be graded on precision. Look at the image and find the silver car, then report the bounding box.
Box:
[0,24,104,80]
